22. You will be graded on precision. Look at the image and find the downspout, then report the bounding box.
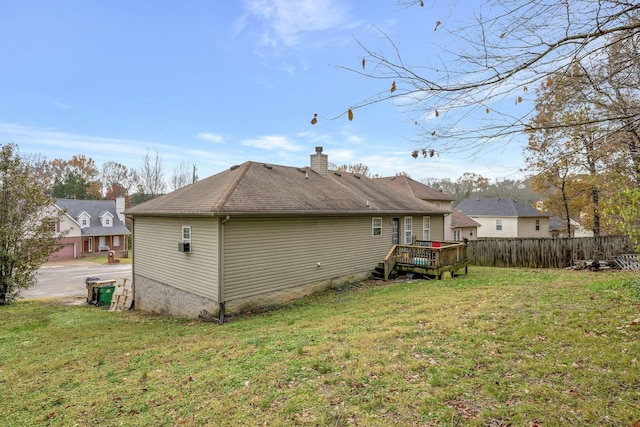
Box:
[218,215,231,324]
[129,216,135,309]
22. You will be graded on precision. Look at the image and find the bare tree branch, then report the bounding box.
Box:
[343,1,640,157]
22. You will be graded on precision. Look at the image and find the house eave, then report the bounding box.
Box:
[126,209,449,218]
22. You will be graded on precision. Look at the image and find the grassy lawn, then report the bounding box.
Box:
[85,253,132,264]
[1,267,639,426]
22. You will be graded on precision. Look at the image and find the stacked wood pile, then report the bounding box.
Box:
[109,278,133,311]
[568,260,609,271]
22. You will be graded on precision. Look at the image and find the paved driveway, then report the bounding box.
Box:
[19,260,132,302]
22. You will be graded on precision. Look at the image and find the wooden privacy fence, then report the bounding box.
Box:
[467,235,636,268]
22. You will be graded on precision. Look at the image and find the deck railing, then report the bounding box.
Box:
[383,241,468,280]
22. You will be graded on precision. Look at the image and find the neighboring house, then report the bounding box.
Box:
[50,198,130,260]
[456,197,551,238]
[126,147,450,320]
[549,216,594,238]
[448,208,481,241]
[374,175,479,241]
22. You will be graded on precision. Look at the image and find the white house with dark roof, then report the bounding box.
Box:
[50,198,130,260]
[126,147,452,320]
[456,197,550,238]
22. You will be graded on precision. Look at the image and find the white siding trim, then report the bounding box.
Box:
[423,216,431,241]
[404,217,412,245]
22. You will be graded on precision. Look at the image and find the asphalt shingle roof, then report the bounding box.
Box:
[456,198,548,218]
[374,175,455,202]
[56,198,130,236]
[126,162,450,216]
[450,208,482,228]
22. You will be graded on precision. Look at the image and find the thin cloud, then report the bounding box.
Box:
[241,135,304,152]
[327,148,356,164]
[0,122,146,156]
[45,99,73,110]
[197,132,224,143]
[241,0,352,49]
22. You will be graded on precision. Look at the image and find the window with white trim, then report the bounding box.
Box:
[422,216,431,240]
[535,219,540,231]
[182,226,191,242]
[404,217,413,245]
[496,219,502,231]
[114,236,120,247]
[372,217,382,236]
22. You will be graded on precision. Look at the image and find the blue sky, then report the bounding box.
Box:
[0,0,527,183]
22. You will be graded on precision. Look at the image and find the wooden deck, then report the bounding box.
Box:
[381,241,468,280]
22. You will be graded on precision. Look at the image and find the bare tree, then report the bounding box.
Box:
[588,27,640,184]
[101,161,137,198]
[136,150,166,198]
[339,1,640,158]
[170,161,194,191]
[330,162,379,178]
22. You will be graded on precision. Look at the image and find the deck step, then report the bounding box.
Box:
[371,264,385,279]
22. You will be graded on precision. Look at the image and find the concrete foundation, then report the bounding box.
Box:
[133,270,372,320]
[133,274,220,319]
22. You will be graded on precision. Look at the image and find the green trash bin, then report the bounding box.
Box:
[96,285,116,307]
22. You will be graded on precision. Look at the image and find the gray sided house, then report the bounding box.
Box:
[126,148,449,320]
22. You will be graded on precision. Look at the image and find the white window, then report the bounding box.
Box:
[535,219,540,231]
[454,230,462,241]
[404,217,412,245]
[182,226,191,242]
[423,216,431,241]
[180,226,192,253]
[114,236,120,247]
[79,212,91,228]
[100,213,113,227]
[372,217,382,236]
[496,219,502,231]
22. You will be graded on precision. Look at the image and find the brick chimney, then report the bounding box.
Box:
[310,146,328,175]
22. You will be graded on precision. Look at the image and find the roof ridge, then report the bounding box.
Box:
[212,162,252,211]
[404,176,421,198]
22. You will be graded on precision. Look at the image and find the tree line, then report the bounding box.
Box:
[27,148,197,204]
